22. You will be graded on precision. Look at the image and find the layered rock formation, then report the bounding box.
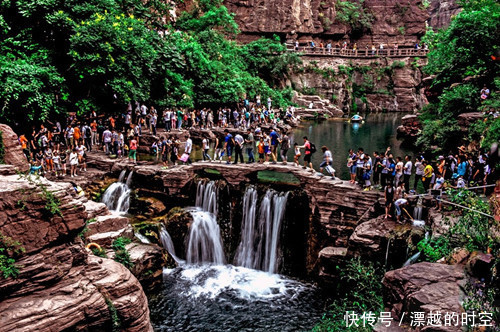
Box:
[290,56,428,113]
[0,167,153,331]
[223,0,428,45]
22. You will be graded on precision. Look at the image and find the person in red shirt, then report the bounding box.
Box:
[128,135,138,164]
[73,126,81,145]
[19,134,30,161]
[300,136,314,171]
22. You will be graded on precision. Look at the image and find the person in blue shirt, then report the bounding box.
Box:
[224,129,234,164]
[457,156,467,177]
[269,129,279,164]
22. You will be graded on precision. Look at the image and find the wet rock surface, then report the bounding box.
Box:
[382,262,465,332]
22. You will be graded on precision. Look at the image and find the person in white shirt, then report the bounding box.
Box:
[403,155,413,191]
[202,138,211,161]
[395,156,404,186]
[69,148,79,177]
[183,135,192,164]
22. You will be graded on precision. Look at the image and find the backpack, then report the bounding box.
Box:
[309,142,317,154]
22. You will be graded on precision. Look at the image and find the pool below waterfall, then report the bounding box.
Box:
[148,264,326,332]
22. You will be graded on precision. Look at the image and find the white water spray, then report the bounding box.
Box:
[102,170,133,214]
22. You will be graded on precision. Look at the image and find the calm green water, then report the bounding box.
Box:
[290,114,413,179]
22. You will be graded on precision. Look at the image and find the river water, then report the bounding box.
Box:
[290,113,413,179]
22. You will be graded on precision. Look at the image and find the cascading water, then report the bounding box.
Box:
[235,187,289,274]
[195,181,218,216]
[159,226,183,264]
[186,209,225,265]
[403,231,430,267]
[101,170,133,214]
[150,183,323,331]
[412,196,425,227]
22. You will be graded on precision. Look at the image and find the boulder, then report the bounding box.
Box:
[466,251,494,279]
[457,112,484,129]
[127,242,167,290]
[0,174,153,331]
[83,200,110,220]
[383,262,465,331]
[85,214,134,246]
[318,246,348,281]
[0,124,28,172]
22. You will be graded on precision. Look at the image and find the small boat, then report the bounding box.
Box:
[350,114,363,122]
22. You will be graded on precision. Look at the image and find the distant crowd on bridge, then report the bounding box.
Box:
[288,40,429,57]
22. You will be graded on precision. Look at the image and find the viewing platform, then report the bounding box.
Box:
[286,45,429,58]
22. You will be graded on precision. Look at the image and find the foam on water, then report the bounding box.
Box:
[176,265,308,301]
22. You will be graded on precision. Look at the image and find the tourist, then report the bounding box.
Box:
[356,148,365,185]
[102,127,112,155]
[76,141,87,172]
[73,125,81,147]
[82,123,92,152]
[233,133,244,164]
[214,136,223,162]
[403,155,412,191]
[433,171,445,211]
[53,150,61,176]
[413,156,424,191]
[257,136,265,163]
[394,197,408,223]
[372,151,381,188]
[263,133,271,163]
[300,136,314,171]
[280,133,289,165]
[422,160,433,191]
[69,148,78,177]
[480,85,490,100]
[224,129,234,164]
[395,181,405,199]
[394,156,404,186]
[65,124,74,149]
[170,139,179,165]
[294,142,301,166]
[129,135,138,164]
[19,134,29,161]
[52,125,62,152]
[202,137,211,162]
[347,149,357,184]
[319,146,333,176]
[269,128,279,164]
[384,180,395,219]
[362,155,372,190]
[182,134,192,164]
[245,129,255,163]
[60,150,67,176]
[44,147,54,174]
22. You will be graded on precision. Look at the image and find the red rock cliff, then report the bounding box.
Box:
[0,148,153,332]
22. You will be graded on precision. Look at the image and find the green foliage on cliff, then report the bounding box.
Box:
[0,0,298,125]
[312,257,383,331]
[335,0,374,32]
[112,237,133,268]
[0,232,25,279]
[418,0,500,151]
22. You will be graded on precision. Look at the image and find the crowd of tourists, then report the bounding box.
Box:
[293,40,428,54]
[16,98,497,225]
[17,99,298,176]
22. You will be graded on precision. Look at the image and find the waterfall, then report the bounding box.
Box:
[102,170,133,214]
[385,238,392,267]
[412,196,425,227]
[235,188,289,273]
[186,209,225,265]
[195,181,218,215]
[234,187,259,269]
[403,231,429,267]
[160,226,184,264]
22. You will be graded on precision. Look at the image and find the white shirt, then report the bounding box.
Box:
[202,138,209,150]
[404,161,413,175]
[185,138,192,154]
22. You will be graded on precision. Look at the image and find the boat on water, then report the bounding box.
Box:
[350,114,363,122]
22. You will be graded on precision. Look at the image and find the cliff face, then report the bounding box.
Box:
[290,56,428,113]
[428,0,461,29]
[223,0,429,45]
[0,161,153,331]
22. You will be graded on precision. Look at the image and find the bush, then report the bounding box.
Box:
[0,232,25,279]
[111,237,133,268]
[312,257,384,331]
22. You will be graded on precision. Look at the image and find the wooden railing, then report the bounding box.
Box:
[286,45,428,58]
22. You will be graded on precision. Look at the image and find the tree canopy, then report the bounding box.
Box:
[417,0,500,152]
[0,0,299,125]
